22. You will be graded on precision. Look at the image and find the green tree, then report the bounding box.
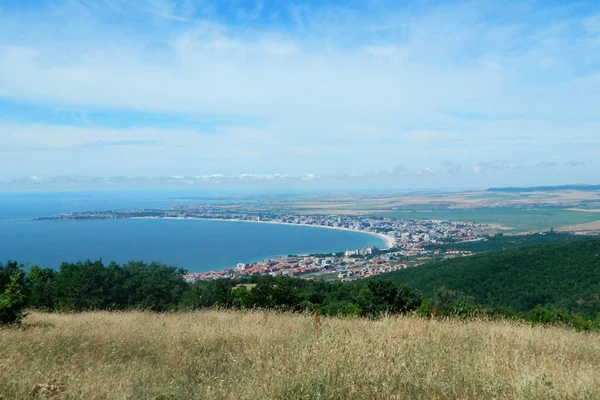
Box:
[231,287,253,308]
[358,280,422,317]
[27,265,57,310]
[121,262,188,311]
[0,261,28,325]
[54,260,110,310]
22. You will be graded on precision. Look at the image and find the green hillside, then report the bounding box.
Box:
[425,232,591,253]
[379,238,600,316]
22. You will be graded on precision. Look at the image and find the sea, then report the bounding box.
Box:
[0,191,384,272]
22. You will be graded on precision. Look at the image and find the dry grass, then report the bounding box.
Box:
[1,311,600,399]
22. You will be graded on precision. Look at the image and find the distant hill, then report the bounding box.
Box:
[487,184,600,192]
[378,239,600,316]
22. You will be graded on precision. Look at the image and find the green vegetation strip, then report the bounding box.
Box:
[4,238,600,331]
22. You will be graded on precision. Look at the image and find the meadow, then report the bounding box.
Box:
[2,310,600,399]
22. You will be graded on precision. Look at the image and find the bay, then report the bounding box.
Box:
[0,192,384,271]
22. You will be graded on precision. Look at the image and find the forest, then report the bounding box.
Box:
[382,238,600,316]
[425,231,591,253]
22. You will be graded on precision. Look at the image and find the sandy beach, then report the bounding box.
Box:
[133,216,397,249]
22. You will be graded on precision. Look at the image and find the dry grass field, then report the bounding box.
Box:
[1,310,600,399]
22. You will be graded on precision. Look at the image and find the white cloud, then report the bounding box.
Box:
[2,1,596,122]
[0,1,599,188]
[415,168,435,177]
[238,173,293,181]
[301,173,319,181]
[467,161,522,174]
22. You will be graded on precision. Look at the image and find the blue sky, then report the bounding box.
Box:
[1,0,599,191]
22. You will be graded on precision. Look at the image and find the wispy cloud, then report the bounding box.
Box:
[373,166,409,178]
[415,168,436,177]
[536,160,589,168]
[468,161,522,174]
[0,0,598,188]
[537,161,559,168]
[442,161,462,175]
[566,160,587,167]
[81,140,162,148]
[238,173,296,182]
[0,172,322,190]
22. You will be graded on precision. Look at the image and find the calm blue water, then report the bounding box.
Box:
[0,191,212,221]
[0,192,383,272]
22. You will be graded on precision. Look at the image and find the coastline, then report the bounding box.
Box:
[131,216,396,249]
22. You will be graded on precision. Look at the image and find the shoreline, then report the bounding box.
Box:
[131,216,397,249]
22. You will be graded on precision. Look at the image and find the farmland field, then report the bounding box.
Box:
[378,207,600,232]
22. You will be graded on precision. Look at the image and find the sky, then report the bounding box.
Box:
[0,0,599,191]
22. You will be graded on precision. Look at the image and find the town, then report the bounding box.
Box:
[182,243,478,283]
[37,205,488,281]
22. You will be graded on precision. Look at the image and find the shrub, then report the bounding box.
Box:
[416,299,435,318]
[432,286,478,318]
[522,305,570,325]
